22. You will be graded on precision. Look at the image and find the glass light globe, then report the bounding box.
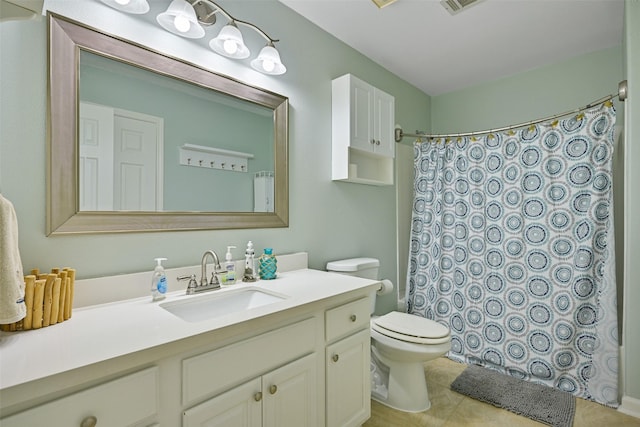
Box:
[223,39,238,55]
[156,0,204,39]
[210,23,250,59]
[174,15,191,33]
[262,59,275,73]
[251,44,286,75]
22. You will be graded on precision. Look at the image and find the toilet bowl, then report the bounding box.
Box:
[326,258,452,413]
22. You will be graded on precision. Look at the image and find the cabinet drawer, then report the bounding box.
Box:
[325,298,370,342]
[183,317,317,406]
[0,367,158,427]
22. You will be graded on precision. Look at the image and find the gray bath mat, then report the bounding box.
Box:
[451,364,576,427]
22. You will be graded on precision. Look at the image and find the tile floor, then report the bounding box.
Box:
[362,357,640,427]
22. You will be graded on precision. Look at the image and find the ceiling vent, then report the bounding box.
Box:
[371,0,399,9]
[440,0,485,15]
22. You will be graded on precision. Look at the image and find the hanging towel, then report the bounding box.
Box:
[0,194,26,324]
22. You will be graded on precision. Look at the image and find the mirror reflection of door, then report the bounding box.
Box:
[79,102,164,211]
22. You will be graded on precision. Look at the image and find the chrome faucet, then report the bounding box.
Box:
[201,250,222,288]
[178,250,223,295]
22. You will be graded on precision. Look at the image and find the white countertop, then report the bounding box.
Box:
[0,268,379,390]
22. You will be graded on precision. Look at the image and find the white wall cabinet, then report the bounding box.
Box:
[325,298,371,427]
[332,74,395,185]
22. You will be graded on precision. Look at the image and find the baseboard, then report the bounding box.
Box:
[619,395,640,419]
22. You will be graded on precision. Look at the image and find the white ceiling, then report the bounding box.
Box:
[278,0,625,96]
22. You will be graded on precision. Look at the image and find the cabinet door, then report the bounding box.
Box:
[373,89,395,158]
[183,378,261,427]
[326,329,371,427]
[350,77,374,152]
[263,353,318,427]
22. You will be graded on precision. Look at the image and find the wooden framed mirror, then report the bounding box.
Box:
[47,14,288,235]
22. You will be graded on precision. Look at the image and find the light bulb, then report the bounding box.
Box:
[115,0,130,4]
[173,15,191,33]
[262,59,275,73]
[223,39,238,55]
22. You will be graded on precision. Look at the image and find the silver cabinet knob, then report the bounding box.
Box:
[371,139,376,145]
[350,314,357,322]
[80,416,97,427]
[376,140,381,145]
[332,354,339,362]
[269,384,278,394]
[254,392,263,402]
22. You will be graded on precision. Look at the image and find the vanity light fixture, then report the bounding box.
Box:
[99,0,149,14]
[156,0,205,39]
[99,0,286,75]
[210,20,250,59]
[251,42,286,75]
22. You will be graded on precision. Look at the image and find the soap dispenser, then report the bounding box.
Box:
[223,246,237,286]
[243,241,256,282]
[151,257,168,301]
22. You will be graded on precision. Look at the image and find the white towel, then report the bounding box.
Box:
[0,194,26,324]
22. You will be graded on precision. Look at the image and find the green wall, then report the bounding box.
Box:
[431,47,624,133]
[623,0,640,407]
[431,47,625,309]
[0,0,429,315]
[1,0,637,407]
[428,33,638,407]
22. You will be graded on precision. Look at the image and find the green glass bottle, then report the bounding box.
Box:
[259,248,277,280]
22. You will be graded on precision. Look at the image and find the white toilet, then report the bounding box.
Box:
[326,257,451,413]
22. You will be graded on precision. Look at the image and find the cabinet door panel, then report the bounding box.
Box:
[263,353,318,427]
[373,89,395,157]
[351,77,374,152]
[326,329,371,427]
[183,378,261,427]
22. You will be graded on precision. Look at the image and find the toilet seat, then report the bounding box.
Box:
[372,311,450,345]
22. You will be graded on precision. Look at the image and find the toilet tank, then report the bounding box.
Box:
[326,257,380,279]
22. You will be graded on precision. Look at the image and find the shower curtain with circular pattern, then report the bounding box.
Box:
[406,102,618,407]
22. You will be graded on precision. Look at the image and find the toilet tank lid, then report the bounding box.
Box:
[326,257,380,272]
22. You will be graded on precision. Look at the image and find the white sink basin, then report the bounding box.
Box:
[160,287,288,323]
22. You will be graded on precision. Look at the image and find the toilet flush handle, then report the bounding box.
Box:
[80,416,97,427]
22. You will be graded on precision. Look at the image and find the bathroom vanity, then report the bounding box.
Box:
[0,260,379,427]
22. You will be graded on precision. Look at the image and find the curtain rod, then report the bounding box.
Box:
[395,79,628,143]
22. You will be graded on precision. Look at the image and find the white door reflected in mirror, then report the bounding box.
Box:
[80,102,163,212]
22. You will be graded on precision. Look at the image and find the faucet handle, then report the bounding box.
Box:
[209,272,221,287]
[178,274,198,294]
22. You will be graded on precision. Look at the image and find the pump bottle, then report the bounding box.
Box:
[151,258,168,301]
[223,246,237,286]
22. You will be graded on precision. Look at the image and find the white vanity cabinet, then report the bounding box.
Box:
[325,298,372,427]
[183,354,317,427]
[181,318,319,427]
[0,267,378,427]
[0,367,159,427]
[332,73,395,185]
